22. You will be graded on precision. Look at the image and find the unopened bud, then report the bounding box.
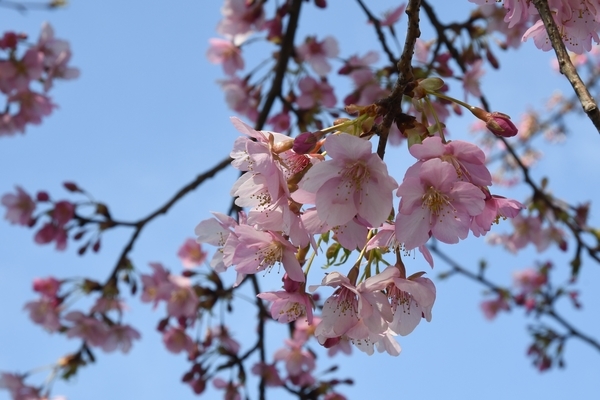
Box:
[293,132,318,154]
[470,107,518,137]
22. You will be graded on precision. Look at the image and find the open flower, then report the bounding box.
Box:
[295,133,397,228]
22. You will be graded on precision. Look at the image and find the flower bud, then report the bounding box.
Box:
[485,112,518,137]
[469,107,518,137]
[293,131,318,154]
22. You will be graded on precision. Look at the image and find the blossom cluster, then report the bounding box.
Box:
[23,276,140,353]
[195,115,523,356]
[0,23,78,137]
[470,0,600,54]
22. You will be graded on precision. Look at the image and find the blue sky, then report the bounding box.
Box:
[1,1,599,399]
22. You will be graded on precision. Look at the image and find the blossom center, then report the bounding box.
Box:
[422,186,452,216]
[343,161,370,190]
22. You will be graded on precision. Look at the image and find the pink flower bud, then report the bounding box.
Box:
[293,132,318,154]
[469,107,518,137]
[485,112,518,137]
[0,32,18,49]
[36,191,49,202]
[63,182,80,192]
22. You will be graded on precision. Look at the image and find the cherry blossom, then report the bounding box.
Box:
[224,223,305,282]
[162,326,196,356]
[206,38,244,76]
[369,266,436,336]
[480,296,510,320]
[295,133,398,228]
[217,0,265,42]
[218,77,259,122]
[396,158,486,250]
[296,76,336,109]
[101,324,141,354]
[273,338,316,377]
[63,311,109,347]
[24,298,62,332]
[1,186,35,225]
[463,59,484,100]
[310,271,393,353]
[177,238,207,268]
[379,3,407,27]
[257,275,314,323]
[251,362,284,387]
[296,36,339,77]
[165,275,199,319]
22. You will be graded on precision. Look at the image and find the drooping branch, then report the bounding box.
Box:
[531,0,600,134]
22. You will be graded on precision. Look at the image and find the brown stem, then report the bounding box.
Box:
[531,0,600,134]
[376,0,422,160]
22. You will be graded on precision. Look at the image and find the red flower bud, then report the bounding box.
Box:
[293,131,318,154]
[485,112,518,137]
[469,107,518,137]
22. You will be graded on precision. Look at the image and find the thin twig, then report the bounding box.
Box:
[355,0,398,67]
[429,244,600,353]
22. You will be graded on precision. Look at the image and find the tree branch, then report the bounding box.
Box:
[531,0,600,134]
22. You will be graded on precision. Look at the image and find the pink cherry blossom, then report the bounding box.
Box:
[0,373,43,400]
[513,268,547,294]
[366,222,434,268]
[296,36,339,77]
[257,275,314,324]
[310,271,393,351]
[463,59,484,100]
[267,111,291,132]
[273,338,316,377]
[34,222,68,250]
[32,276,61,298]
[206,38,244,76]
[370,267,436,336]
[101,324,141,353]
[379,3,407,27]
[212,378,241,400]
[195,211,238,272]
[163,326,196,355]
[225,223,305,282]
[140,262,172,307]
[0,48,43,94]
[523,0,600,54]
[23,298,61,332]
[396,158,486,250]
[52,200,74,226]
[165,275,199,319]
[481,296,510,320]
[295,133,398,228]
[296,76,336,109]
[1,186,35,225]
[64,311,109,347]
[251,362,284,387]
[177,238,207,268]
[9,89,55,126]
[407,135,492,186]
[0,32,18,50]
[471,194,524,237]
[207,325,240,355]
[217,0,265,42]
[218,77,259,122]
